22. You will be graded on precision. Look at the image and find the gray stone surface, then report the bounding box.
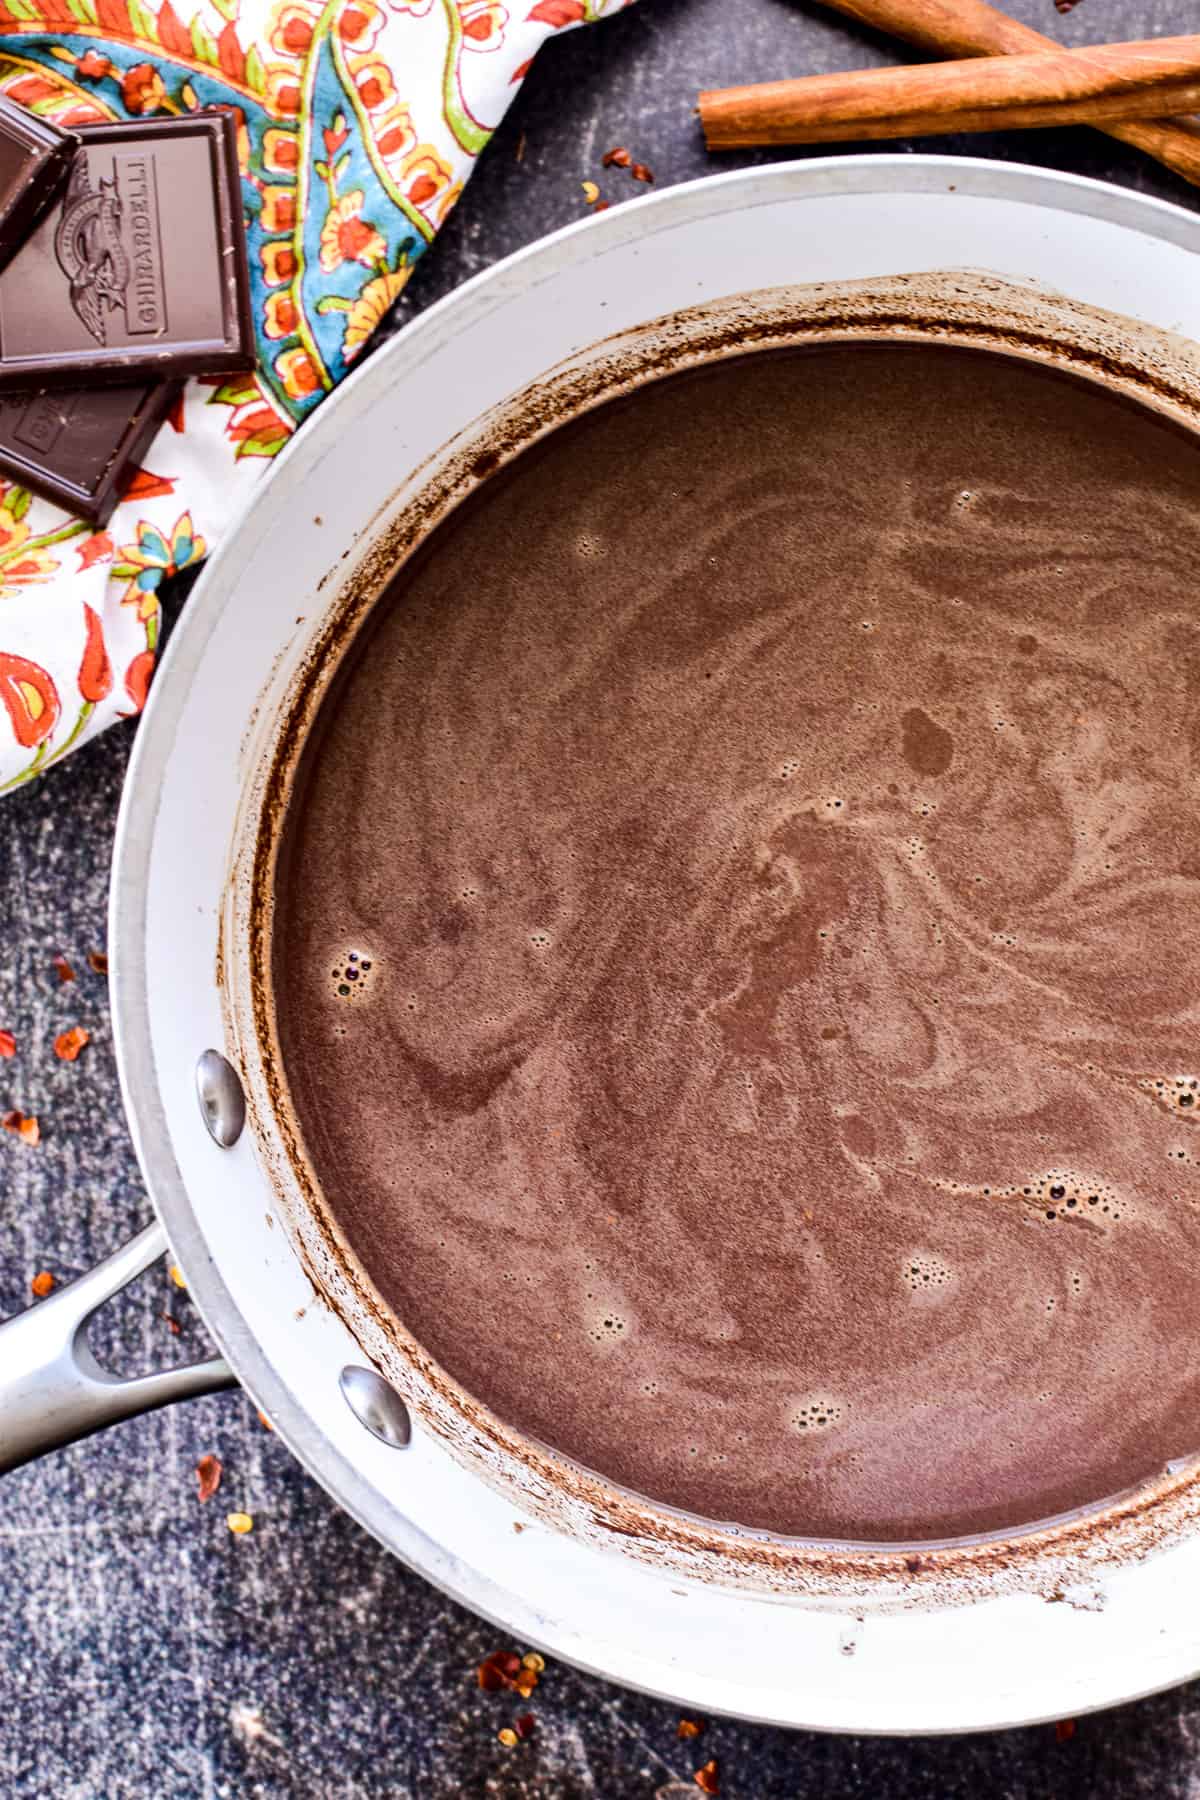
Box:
[5,0,1200,1792]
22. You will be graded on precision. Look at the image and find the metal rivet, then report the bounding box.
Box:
[339,1365,412,1449]
[195,1050,246,1148]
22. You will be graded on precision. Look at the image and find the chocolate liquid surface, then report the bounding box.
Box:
[272,342,1200,1543]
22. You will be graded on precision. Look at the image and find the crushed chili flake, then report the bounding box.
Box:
[3,1110,40,1145]
[602,146,631,168]
[694,1760,719,1795]
[631,161,654,184]
[513,1713,536,1740]
[88,951,109,976]
[30,1270,54,1298]
[521,1652,545,1673]
[51,954,76,984]
[161,1309,181,1335]
[515,128,526,163]
[581,179,600,204]
[1056,1718,1077,1742]
[478,1650,524,1691]
[594,201,611,212]
[677,1718,704,1740]
[0,1031,14,1058]
[497,1727,519,1748]
[54,1026,90,1062]
[257,1409,274,1432]
[225,1511,254,1535]
[168,1263,187,1290]
[196,1453,223,1503]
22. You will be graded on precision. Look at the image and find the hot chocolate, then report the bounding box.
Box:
[272,341,1200,1543]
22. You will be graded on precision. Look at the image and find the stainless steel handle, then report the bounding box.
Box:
[0,1221,237,1474]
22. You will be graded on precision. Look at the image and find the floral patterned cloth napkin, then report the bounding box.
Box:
[0,0,626,792]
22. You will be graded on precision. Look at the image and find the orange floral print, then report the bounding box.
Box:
[265,291,300,338]
[319,192,386,272]
[261,241,299,288]
[78,604,112,703]
[122,63,167,114]
[275,346,322,398]
[0,653,60,749]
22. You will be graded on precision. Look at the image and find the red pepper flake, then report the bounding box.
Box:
[3,1110,40,1146]
[677,1718,704,1740]
[30,1269,54,1298]
[88,951,109,976]
[1055,1718,1077,1742]
[1054,0,1080,12]
[513,1713,536,1740]
[694,1760,720,1795]
[51,953,76,984]
[602,146,631,168]
[54,1026,90,1063]
[477,1650,523,1691]
[0,1031,14,1058]
[161,1309,181,1335]
[257,1409,274,1432]
[594,201,611,212]
[196,1453,223,1503]
[631,161,654,184]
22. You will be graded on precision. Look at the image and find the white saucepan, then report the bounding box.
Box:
[5,155,1200,1735]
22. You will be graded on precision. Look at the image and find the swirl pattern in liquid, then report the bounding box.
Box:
[272,342,1200,1543]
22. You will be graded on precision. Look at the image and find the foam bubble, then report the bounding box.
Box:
[584,1294,634,1350]
[789,1396,845,1434]
[1022,1170,1129,1224]
[903,1252,954,1297]
[1141,1074,1199,1118]
[327,946,379,1004]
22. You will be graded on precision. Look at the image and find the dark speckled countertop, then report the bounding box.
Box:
[5,1,1200,1793]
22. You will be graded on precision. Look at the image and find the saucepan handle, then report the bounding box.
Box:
[0,1220,237,1474]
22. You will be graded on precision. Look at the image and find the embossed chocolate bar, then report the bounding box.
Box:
[0,382,178,524]
[0,95,77,278]
[0,113,253,386]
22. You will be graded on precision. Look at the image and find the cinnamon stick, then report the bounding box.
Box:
[700,34,1200,152]
[814,0,1200,189]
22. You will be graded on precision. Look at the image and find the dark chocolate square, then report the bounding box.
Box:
[0,381,177,524]
[0,95,77,279]
[0,112,253,386]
